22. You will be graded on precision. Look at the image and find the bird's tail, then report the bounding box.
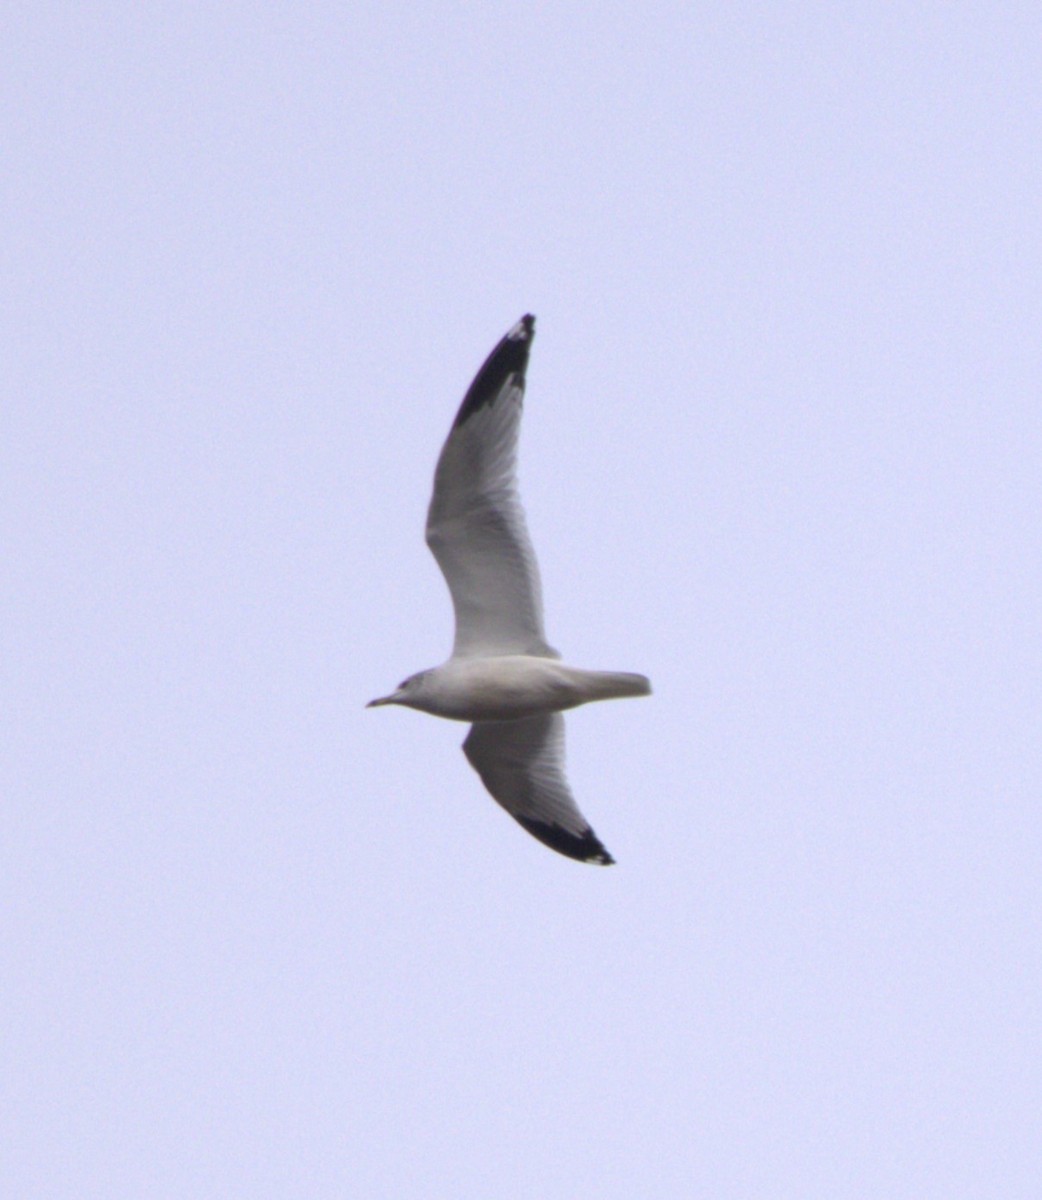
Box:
[580,670,652,701]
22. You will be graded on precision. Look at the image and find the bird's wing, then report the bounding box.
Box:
[425,314,558,659]
[463,714,614,864]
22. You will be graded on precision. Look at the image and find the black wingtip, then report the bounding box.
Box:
[452,314,536,430]
[515,816,615,865]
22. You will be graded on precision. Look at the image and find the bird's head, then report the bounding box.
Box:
[366,670,431,711]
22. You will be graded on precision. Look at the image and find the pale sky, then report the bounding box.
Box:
[4,4,1041,1197]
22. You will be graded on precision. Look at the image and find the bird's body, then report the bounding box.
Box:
[368,314,650,864]
[370,656,650,723]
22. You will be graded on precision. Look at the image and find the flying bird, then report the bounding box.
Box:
[368,315,650,864]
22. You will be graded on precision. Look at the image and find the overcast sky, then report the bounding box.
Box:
[4,4,1041,1197]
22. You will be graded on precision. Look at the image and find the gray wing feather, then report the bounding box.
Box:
[463,715,613,865]
[425,316,557,659]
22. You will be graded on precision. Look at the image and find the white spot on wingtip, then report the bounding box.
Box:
[506,315,534,341]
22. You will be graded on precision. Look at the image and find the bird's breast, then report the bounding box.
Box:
[422,656,584,722]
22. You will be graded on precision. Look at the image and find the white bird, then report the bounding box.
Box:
[368,315,650,864]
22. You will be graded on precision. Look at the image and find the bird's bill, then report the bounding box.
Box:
[366,692,399,708]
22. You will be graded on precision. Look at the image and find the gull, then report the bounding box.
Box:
[368,315,650,864]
